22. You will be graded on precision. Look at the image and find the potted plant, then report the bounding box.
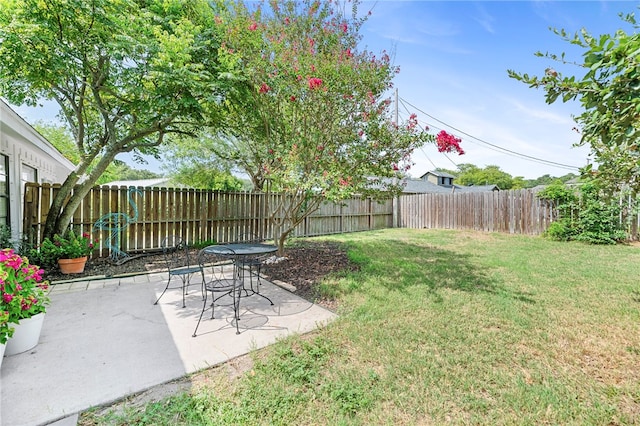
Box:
[0,248,50,357]
[40,230,94,274]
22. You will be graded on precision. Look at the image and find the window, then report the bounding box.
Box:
[21,164,37,189]
[0,155,8,227]
[21,164,37,227]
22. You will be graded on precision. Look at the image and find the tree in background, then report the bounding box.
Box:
[526,173,577,188]
[186,0,462,253]
[437,165,576,189]
[454,164,518,189]
[508,10,640,194]
[34,122,160,185]
[437,164,522,189]
[160,132,249,190]
[0,0,225,239]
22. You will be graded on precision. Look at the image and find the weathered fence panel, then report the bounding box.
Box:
[399,190,554,235]
[23,184,394,256]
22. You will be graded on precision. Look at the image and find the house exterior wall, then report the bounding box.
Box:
[0,99,75,240]
[425,173,438,185]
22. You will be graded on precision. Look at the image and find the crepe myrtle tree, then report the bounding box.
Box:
[202,0,464,254]
[508,11,640,194]
[0,0,225,239]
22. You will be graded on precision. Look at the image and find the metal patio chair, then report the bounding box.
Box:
[193,246,243,336]
[154,236,202,308]
[237,232,270,292]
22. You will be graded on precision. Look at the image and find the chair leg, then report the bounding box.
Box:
[233,287,241,334]
[192,291,209,338]
[153,278,172,305]
[181,277,188,308]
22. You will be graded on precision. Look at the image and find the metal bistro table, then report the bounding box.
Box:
[203,243,277,305]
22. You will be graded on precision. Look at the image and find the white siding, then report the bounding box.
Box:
[0,99,75,240]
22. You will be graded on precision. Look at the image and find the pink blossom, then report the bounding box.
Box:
[341,23,348,33]
[436,130,465,155]
[259,83,270,94]
[248,22,258,31]
[2,293,12,303]
[308,77,323,90]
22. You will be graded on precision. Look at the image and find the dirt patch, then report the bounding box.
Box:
[45,240,359,312]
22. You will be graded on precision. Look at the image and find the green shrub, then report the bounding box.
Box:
[544,220,575,241]
[538,179,629,244]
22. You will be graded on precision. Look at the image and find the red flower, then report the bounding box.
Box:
[259,83,270,94]
[248,22,258,31]
[436,131,465,155]
[308,77,323,90]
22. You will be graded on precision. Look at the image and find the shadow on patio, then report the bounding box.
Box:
[0,272,336,426]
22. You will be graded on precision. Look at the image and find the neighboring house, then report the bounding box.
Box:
[0,99,75,240]
[401,170,500,194]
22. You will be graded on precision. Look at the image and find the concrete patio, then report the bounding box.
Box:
[0,271,337,426]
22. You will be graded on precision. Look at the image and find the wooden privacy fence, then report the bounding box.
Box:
[23,184,638,256]
[398,190,557,235]
[23,183,393,257]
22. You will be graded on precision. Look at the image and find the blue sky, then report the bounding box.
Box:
[10,1,638,179]
[360,0,638,179]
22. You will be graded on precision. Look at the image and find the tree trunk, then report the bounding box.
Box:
[43,147,122,239]
[269,193,323,256]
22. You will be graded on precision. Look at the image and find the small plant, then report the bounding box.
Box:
[28,230,95,270]
[0,248,49,343]
[0,224,13,250]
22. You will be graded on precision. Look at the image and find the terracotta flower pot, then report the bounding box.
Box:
[58,256,88,274]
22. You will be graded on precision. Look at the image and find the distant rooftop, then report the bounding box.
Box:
[100,178,183,188]
[420,170,457,179]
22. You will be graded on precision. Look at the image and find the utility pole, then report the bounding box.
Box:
[393,88,399,228]
[394,88,398,125]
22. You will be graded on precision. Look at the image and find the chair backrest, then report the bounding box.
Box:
[197,246,237,285]
[161,235,193,272]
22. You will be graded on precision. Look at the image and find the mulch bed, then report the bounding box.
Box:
[44,241,359,311]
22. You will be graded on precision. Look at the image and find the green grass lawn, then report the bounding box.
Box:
[81,229,640,425]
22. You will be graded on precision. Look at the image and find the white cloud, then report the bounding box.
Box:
[503,96,577,125]
[473,4,495,34]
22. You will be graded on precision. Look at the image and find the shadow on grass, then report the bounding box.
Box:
[348,238,535,304]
